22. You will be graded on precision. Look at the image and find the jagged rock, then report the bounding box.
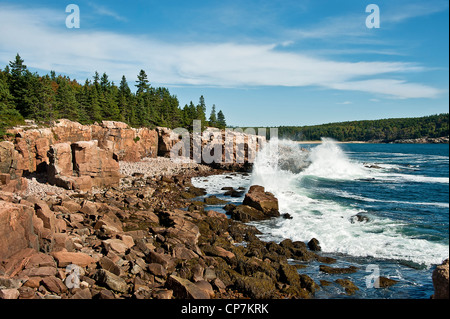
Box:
[307,238,321,251]
[432,259,449,299]
[94,269,128,294]
[98,256,121,276]
[0,201,39,261]
[240,185,280,219]
[41,276,68,294]
[0,288,20,299]
[228,205,268,222]
[166,275,210,299]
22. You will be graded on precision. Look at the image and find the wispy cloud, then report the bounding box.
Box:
[383,1,449,23]
[87,2,127,22]
[0,4,443,100]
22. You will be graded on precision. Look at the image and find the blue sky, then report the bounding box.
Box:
[0,0,448,126]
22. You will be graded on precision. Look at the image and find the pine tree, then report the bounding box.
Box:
[217,110,226,129]
[55,78,79,121]
[209,104,217,127]
[8,54,29,117]
[36,75,57,123]
[0,69,23,135]
[87,83,102,123]
[136,70,150,95]
[118,75,134,124]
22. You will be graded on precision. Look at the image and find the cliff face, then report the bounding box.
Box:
[0,120,265,193]
[0,120,158,193]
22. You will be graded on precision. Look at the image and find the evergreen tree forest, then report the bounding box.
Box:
[276,113,449,142]
[0,54,227,136]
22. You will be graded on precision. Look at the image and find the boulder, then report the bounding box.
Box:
[235,272,276,299]
[307,238,321,251]
[0,201,39,261]
[0,288,20,299]
[51,251,95,268]
[229,205,268,222]
[242,185,279,219]
[71,140,121,189]
[432,259,449,299]
[166,275,210,299]
[48,143,74,188]
[94,269,128,294]
[41,276,68,294]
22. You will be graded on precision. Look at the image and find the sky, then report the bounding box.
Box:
[0,0,448,127]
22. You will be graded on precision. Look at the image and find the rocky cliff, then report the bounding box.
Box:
[1,120,265,193]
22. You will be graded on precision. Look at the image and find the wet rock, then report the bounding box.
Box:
[242,185,279,218]
[204,196,228,205]
[432,259,449,299]
[307,238,321,252]
[228,205,267,222]
[350,212,370,224]
[335,279,359,295]
[319,265,359,275]
[378,276,399,288]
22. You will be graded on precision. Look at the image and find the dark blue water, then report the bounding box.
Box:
[193,142,449,299]
[291,143,449,299]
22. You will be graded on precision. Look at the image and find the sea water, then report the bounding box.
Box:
[191,139,449,299]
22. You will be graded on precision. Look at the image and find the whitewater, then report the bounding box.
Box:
[192,138,449,298]
[249,138,449,266]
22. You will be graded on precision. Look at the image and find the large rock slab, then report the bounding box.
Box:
[0,201,39,261]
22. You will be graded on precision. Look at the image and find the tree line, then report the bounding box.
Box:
[0,54,227,136]
[275,114,449,142]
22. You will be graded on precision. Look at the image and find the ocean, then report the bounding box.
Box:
[191,139,449,299]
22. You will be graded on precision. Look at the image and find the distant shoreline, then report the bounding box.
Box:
[294,136,449,145]
[295,141,367,144]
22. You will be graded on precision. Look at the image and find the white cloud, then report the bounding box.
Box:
[383,1,449,23]
[87,2,128,22]
[0,5,443,99]
[328,79,443,99]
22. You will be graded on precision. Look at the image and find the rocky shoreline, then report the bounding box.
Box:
[0,120,448,300]
[6,157,446,300]
[0,158,336,300]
